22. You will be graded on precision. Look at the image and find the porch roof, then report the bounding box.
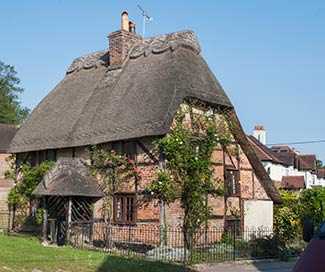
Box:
[32,158,104,198]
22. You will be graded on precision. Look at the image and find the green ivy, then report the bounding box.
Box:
[7,161,55,209]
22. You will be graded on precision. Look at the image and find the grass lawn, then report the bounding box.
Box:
[0,233,187,272]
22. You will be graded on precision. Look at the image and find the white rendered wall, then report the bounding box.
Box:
[243,199,273,230]
[253,130,266,145]
[262,162,286,182]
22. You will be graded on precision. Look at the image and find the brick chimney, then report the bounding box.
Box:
[108,11,142,67]
[253,125,266,145]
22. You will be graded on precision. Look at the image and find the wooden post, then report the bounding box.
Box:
[42,197,48,242]
[158,152,166,245]
[66,197,72,243]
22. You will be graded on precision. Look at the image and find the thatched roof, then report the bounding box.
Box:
[0,124,19,153]
[9,31,231,153]
[10,30,281,203]
[32,158,104,197]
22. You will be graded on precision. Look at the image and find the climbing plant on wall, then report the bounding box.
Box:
[88,146,142,223]
[149,101,232,250]
[6,158,54,224]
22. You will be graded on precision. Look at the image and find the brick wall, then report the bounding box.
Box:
[0,153,10,179]
[108,30,141,67]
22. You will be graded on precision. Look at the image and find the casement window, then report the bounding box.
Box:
[113,194,136,224]
[226,169,240,196]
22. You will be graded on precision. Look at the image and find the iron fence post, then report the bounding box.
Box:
[128,225,131,256]
[233,227,236,261]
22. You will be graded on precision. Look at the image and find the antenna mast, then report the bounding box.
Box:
[137,4,153,37]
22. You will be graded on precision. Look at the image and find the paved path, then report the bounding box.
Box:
[194,260,296,272]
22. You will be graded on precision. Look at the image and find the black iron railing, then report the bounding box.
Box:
[68,221,286,263]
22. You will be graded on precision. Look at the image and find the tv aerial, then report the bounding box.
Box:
[137,4,153,37]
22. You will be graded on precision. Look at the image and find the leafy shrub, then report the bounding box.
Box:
[274,206,299,242]
[249,235,288,260]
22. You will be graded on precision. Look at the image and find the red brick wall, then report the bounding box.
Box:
[108,30,141,67]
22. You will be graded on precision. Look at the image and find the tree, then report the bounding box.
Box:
[317,159,324,169]
[0,60,29,124]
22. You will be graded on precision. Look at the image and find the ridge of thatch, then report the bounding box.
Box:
[32,158,104,197]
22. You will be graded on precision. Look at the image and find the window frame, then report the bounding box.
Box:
[225,168,240,197]
[113,193,137,225]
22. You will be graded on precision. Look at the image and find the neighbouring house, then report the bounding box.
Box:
[280,176,305,191]
[0,124,19,228]
[317,169,325,186]
[247,133,285,185]
[249,126,321,189]
[8,12,281,244]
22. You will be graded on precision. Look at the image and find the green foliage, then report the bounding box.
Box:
[0,60,29,124]
[7,161,54,209]
[153,102,229,249]
[149,172,176,203]
[299,187,325,227]
[36,208,44,224]
[317,159,324,169]
[249,235,288,260]
[274,206,299,242]
[274,188,325,244]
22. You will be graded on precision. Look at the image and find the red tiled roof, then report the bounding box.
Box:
[317,168,325,179]
[298,154,317,172]
[270,146,296,167]
[247,135,283,164]
[280,176,305,189]
[274,152,296,166]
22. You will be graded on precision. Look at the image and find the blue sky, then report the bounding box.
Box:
[1,0,324,161]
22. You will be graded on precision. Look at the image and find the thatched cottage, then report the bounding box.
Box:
[9,12,281,243]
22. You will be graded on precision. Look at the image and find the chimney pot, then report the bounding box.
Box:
[253,125,266,145]
[129,21,136,34]
[108,11,142,67]
[121,11,129,31]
